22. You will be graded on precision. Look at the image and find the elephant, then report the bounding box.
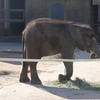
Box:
[19,18,100,84]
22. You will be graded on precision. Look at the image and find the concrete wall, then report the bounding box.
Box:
[0,0,25,36]
[10,0,25,35]
[65,0,91,24]
[92,0,100,5]
[0,0,4,36]
[25,0,91,24]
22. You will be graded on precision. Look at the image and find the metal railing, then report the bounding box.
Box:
[0,9,25,23]
[0,58,100,62]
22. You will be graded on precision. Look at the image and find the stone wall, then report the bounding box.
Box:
[25,0,91,24]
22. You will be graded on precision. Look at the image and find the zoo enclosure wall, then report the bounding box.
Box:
[0,0,25,36]
[0,0,100,41]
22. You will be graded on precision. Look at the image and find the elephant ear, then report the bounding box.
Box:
[68,25,85,50]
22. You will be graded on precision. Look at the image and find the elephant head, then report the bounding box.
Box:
[68,24,100,58]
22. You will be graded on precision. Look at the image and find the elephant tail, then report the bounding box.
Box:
[22,34,26,59]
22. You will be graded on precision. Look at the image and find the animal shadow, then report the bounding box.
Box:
[25,78,100,99]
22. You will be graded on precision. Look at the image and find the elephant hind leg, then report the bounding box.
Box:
[27,49,42,84]
[29,62,42,84]
[19,62,30,83]
[19,44,30,83]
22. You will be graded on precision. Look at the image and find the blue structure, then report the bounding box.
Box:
[51,4,64,20]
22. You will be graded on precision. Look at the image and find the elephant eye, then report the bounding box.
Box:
[88,33,95,38]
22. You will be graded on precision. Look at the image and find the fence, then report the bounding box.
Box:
[0,9,25,22]
[0,58,100,63]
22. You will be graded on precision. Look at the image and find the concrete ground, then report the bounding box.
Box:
[0,61,100,100]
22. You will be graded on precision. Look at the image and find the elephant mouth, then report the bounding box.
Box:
[90,45,100,58]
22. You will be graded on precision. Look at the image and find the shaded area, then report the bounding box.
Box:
[26,78,100,99]
[44,77,100,92]
[0,35,21,43]
[71,77,100,91]
[0,70,12,75]
[0,35,22,65]
[0,52,22,65]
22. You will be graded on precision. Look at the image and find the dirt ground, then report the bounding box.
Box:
[0,53,100,100]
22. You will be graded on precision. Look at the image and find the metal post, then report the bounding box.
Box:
[4,0,10,28]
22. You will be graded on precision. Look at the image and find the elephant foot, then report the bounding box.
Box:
[31,78,42,84]
[19,76,30,83]
[58,74,71,82]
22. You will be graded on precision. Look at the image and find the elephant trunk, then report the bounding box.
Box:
[91,45,100,59]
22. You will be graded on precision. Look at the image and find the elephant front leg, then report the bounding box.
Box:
[58,62,73,82]
[19,62,30,82]
[30,62,42,84]
[59,45,74,82]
